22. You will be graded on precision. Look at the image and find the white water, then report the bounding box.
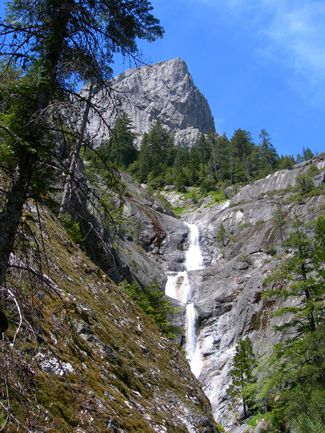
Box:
[185,223,204,272]
[165,223,203,377]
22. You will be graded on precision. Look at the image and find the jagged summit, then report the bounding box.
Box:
[83,58,215,147]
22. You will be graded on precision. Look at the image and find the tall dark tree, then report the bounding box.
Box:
[265,217,321,335]
[197,132,210,177]
[230,129,254,183]
[259,129,278,175]
[187,146,201,185]
[272,201,286,242]
[230,129,253,162]
[137,120,173,183]
[258,217,325,427]
[103,113,138,169]
[302,146,314,162]
[0,0,163,288]
[227,336,256,418]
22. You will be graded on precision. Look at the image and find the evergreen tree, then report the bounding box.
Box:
[227,337,256,418]
[230,129,253,162]
[215,223,228,246]
[295,172,314,194]
[0,0,163,289]
[197,132,210,177]
[259,129,278,175]
[272,202,286,242]
[265,217,319,334]
[258,218,325,427]
[302,146,314,161]
[209,131,229,182]
[107,113,138,169]
[279,155,295,169]
[187,146,201,185]
[136,120,174,184]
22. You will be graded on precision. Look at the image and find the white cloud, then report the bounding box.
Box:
[190,0,325,77]
[264,2,325,79]
[189,0,325,105]
[258,1,325,107]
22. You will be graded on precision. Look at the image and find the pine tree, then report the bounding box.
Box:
[227,336,256,418]
[0,0,163,289]
[265,217,319,334]
[215,223,228,247]
[197,132,210,177]
[272,202,286,242]
[107,113,138,169]
[259,217,325,426]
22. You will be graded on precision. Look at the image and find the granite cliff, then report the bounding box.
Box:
[82,58,215,148]
[113,153,325,431]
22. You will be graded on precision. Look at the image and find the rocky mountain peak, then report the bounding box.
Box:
[84,58,215,147]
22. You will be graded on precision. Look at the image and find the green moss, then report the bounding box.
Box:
[0,199,219,432]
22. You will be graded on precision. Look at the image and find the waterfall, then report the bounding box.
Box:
[165,223,203,377]
[185,223,204,272]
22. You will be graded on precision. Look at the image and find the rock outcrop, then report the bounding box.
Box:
[82,58,215,147]
[137,154,325,431]
[71,152,325,431]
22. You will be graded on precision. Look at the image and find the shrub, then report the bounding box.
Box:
[60,214,84,248]
[267,246,277,256]
[238,254,253,265]
[295,173,314,194]
[308,165,320,176]
[121,279,178,339]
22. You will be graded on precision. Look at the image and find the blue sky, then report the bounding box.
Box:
[121,0,325,158]
[1,0,324,158]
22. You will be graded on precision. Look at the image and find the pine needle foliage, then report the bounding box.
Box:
[121,279,178,340]
[227,336,256,419]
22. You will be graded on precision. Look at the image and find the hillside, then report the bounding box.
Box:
[0,198,219,432]
[1,148,325,432]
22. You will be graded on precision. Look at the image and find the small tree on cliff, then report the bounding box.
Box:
[216,223,228,247]
[272,201,286,242]
[227,336,256,419]
[256,217,325,427]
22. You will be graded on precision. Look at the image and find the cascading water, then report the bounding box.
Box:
[165,222,204,377]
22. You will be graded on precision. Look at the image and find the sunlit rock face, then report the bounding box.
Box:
[82,57,215,147]
[153,154,325,431]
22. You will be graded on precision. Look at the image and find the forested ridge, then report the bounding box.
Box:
[84,113,315,194]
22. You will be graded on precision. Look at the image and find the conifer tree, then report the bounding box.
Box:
[258,217,325,426]
[0,0,163,289]
[272,201,286,242]
[265,217,318,334]
[102,113,138,169]
[215,223,228,246]
[227,336,256,418]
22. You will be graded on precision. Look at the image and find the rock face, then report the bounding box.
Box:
[83,58,215,147]
[70,150,325,431]
[175,155,325,430]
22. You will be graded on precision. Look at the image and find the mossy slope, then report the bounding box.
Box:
[1,202,218,432]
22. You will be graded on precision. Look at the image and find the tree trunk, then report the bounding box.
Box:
[0,5,74,289]
[0,150,37,287]
[59,83,94,215]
